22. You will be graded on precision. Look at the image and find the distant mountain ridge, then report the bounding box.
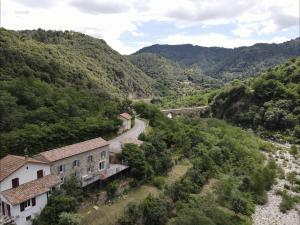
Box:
[134,38,300,80]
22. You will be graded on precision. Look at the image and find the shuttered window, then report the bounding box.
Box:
[32,198,36,206]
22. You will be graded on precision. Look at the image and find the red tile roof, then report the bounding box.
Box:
[120,113,132,120]
[2,175,61,205]
[35,137,108,162]
[0,155,47,182]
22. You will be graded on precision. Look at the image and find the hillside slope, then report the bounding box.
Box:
[135,39,300,80]
[0,28,155,157]
[1,29,155,97]
[128,53,223,94]
[210,57,300,143]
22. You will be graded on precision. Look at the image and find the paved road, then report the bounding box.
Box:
[108,118,146,153]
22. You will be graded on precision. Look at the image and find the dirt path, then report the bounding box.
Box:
[80,160,191,225]
[252,145,300,225]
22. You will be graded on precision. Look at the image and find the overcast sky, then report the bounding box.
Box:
[2,0,299,54]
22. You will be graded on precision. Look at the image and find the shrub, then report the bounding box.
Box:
[152,176,165,189]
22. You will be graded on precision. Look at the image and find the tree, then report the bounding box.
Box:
[141,195,168,225]
[58,213,82,225]
[121,144,153,181]
[32,193,79,225]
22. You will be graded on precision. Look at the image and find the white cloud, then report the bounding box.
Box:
[159,33,290,48]
[3,0,299,54]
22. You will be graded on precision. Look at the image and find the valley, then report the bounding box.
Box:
[0,28,299,225]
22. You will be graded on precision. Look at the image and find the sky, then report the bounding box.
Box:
[2,0,299,54]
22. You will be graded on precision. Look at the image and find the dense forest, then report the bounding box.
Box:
[128,53,222,94]
[211,57,300,143]
[0,28,147,157]
[135,39,300,80]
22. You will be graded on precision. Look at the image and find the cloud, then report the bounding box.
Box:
[12,0,58,8]
[70,0,130,14]
[159,33,290,48]
[4,0,299,54]
[166,0,254,22]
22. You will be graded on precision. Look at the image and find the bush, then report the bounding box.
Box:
[152,176,165,189]
[279,191,300,213]
[106,180,118,199]
[58,212,82,225]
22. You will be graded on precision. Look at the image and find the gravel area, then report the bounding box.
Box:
[252,146,300,225]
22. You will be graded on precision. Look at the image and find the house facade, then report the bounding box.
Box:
[0,155,61,225]
[34,137,128,187]
[118,113,132,134]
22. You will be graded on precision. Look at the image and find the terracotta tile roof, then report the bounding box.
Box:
[2,175,61,205]
[35,137,108,162]
[120,113,132,120]
[0,155,47,182]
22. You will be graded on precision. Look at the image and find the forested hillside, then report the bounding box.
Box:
[0,28,153,157]
[211,57,300,143]
[128,53,222,94]
[135,38,300,80]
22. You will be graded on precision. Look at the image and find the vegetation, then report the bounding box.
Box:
[135,39,300,81]
[279,191,300,213]
[129,53,222,95]
[211,57,300,143]
[0,28,147,157]
[117,102,277,225]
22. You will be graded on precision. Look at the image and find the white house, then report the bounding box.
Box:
[0,155,61,225]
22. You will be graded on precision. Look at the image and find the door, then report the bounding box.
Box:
[2,202,5,215]
[37,169,44,179]
[7,204,11,217]
[12,178,19,188]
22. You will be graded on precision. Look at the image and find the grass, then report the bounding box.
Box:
[165,159,192,186]
[80,185,159,225]
[80,159,191,225]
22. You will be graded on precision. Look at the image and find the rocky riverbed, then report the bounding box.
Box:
[252,146,300,225]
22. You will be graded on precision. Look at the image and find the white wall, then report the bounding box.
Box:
[0,163,50,192]
[10,193,48,225]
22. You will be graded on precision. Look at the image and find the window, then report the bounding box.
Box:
[37,170,43,179]
[32,198,36,207]
[87,155,93,162]
[12,178,19,188]
[26,215,31,221]
[101,151,106,159]
[20,200,31,212]
[73,160,80,167]
[87,166,94,173]
[58,165,65,173]
[99,161,105,171]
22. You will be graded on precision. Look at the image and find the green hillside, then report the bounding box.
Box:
[210,57,300,143]
[129,52,223,95]
[0,28,156,157]
[135,39,300,81]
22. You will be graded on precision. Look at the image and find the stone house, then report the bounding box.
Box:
[34,137,128,187]
[118,113,132,134]
[0,155,61,225]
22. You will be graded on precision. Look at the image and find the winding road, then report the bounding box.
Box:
[108,118,147,153]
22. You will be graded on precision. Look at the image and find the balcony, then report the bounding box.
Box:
[99,164,128,180]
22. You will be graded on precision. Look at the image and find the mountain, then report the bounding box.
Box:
[210,57,300,143]
[134,38,300,80]
[128,52,223,94]
[0,28,156,157]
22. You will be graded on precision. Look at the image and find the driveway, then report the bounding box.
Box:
[108,118,146,153]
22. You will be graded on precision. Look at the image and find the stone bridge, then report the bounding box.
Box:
[161,106,210,118]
